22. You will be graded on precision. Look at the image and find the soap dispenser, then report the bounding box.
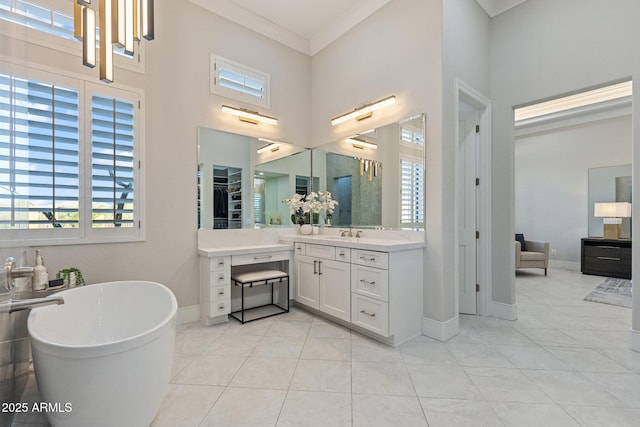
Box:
[33,249,48,291]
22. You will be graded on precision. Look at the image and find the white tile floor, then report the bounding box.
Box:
[14,268,640,426]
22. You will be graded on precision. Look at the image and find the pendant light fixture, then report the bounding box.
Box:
[74,0,155,83]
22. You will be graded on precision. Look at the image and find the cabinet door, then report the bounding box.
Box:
[295,255,319,309]
[319,259,351,322]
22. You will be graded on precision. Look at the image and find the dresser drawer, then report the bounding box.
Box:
[583,245,631,260]
[352,294,389,337]
[209,256,231,271]
[351,249,388,269]
[351,264,389,301]
[305,244,335,260]
[232,251,290,266]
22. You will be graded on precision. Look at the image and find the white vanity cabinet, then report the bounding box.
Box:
[291,238,423,346]
[294,244,351,322]
[200,255,231,325]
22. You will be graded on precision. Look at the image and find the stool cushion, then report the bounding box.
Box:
[232,269,288,284]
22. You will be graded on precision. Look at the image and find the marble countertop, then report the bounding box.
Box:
[279,234,425,252]
[198,243,294,257]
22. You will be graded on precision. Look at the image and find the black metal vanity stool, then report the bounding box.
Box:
[229,269,289,323]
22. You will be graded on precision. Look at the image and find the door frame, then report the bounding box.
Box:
[454,79,492,316]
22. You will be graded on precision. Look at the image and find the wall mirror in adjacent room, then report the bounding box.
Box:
[588,164,632,238]
[311,113,425,229]
[197,127,309,229]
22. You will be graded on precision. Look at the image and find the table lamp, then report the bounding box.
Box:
[594,202,632,239]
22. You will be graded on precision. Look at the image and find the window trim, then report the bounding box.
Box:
[0,59,145,247]
[210,54,271,109]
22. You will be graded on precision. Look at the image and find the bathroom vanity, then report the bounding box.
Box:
[284,235,424,346]
[198,243,293,325]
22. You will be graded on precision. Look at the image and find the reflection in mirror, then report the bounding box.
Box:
[312,114,425,229]
[197,127,307,229]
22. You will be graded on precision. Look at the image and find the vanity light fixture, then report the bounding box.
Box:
[257,139,281,154]
[74,0,155,83]
[347,138,378,150]
[331,95,397,126]
[222,105,279,125]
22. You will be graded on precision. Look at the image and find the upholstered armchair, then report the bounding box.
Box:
[515,239,549,275]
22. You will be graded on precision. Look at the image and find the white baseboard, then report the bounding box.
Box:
[176,305,200,325]
[422,316,459,342]
[549,260,580,271]
[490,301,518,321]
[629,328,640,353]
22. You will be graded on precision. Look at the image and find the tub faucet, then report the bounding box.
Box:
[4,257,34,291]
[0,295,64,314]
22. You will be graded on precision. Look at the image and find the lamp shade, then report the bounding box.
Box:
[594,202,632,218]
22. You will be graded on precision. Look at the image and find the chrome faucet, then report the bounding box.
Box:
[0,295,64,314]
[340,229,352,237]
[4,257,34,291]
[355,230,363,238]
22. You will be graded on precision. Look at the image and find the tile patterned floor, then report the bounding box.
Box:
[13,268,640,426]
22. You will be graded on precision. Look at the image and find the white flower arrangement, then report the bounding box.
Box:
[282,191,338,224]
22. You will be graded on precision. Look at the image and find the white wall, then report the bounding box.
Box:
[441,0,491,325]
[1,0,311,309]
[489,0,640,334]
[515,115,632,266]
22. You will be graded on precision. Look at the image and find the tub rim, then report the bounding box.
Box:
[28,280,177,359]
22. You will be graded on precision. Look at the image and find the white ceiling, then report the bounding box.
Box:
[190,0,527,56]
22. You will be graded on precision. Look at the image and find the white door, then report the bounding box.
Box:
[295,255,319,309]
[319,259,350,321]
[458,106,478,314]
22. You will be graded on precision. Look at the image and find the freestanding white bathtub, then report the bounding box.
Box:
[28,281,177,427]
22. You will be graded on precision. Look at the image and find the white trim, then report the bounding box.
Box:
[421,316,459,342]
[177,305,201,325]
[490,300,518,321]
[454,79,492,317]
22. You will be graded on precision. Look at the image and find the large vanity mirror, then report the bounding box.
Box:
[312,114,425,229]
[197,113,425,230]
[198,127,309,229]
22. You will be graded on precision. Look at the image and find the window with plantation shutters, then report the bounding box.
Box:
[0,71,80,231]
[90,94,135,228]
[0,63,143,245]
[400,157,424,227]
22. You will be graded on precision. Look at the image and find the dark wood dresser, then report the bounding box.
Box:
[581,238,632,279]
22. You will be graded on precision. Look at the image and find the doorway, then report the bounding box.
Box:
[455,79,492,317]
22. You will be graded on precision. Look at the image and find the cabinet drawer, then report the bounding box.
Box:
[209,256,231,271]
[351,249,388,269]
[305,244,335,260]
[583,245,631,260]
[210,285,229,301]
[209,297,231,316]
[335,247,350,262]
[232,251,290,266]
[294,242,306,255]
[210,270,230,286]
[351,265,389,301]
[351,294,389,337]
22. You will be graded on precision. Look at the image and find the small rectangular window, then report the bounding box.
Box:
[210,55,270,108]
[400,125,424,146]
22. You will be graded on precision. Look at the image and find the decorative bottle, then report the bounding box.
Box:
[33,250,48,291]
